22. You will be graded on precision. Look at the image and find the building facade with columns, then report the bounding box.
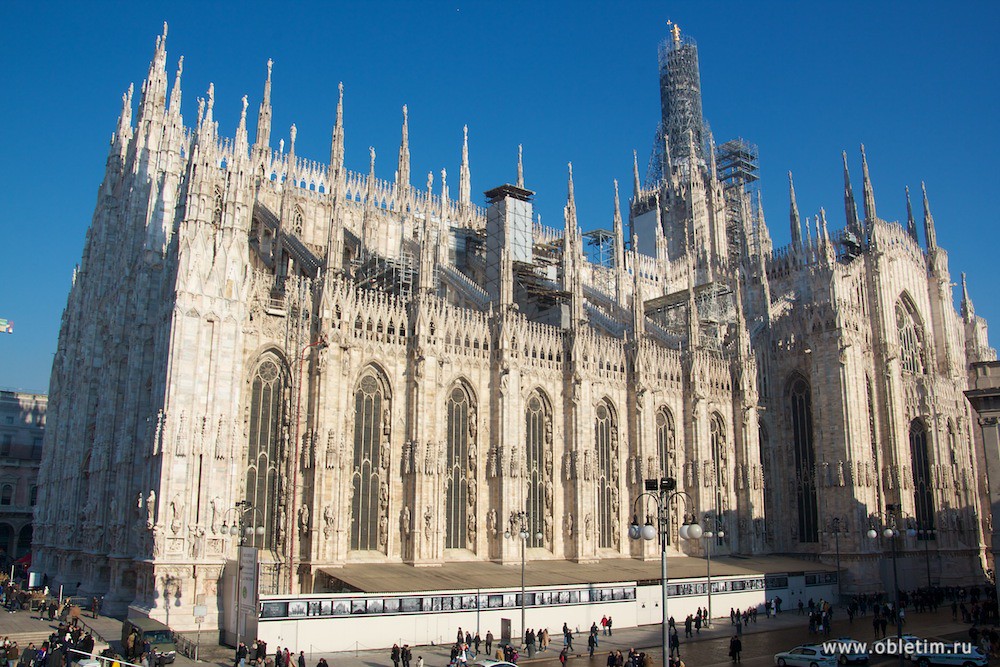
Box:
[34,23,994,632]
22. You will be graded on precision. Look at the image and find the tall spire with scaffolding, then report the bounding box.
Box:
[658,20,705,167]
[843,151,861,238]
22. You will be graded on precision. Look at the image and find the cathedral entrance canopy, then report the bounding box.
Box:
[317,554,835,593]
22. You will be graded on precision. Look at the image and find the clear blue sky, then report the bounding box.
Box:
[2,2,998,393]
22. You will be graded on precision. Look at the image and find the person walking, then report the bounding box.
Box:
[485,632,494,656]
[402,644,412,667]
[728,636,742,664]
[668,630,680,658]
[588,633,597,658]
[606,617,613,637]
[390,644,400,667]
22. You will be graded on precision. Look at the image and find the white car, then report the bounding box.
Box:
[775,645,839,667]
[912,644,988,667]
[829,638,870,664]
[872,635,924,660]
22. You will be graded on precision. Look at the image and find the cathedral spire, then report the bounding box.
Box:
[755,191,772,256]
[235,95,249,154]
[459,125,471,206]
[708,133,718,183]
[255,59,273,150]
[662,132,674,181]
[330,82,345,175]
[114,83,134,147]
[516,144,524,189]
[788,171,803,248]
[961,272,976,322]
[566,162,577,226]
[419,171,437,294]
[632,149,641,199]
[905,186,918,242]
[136,23,169,137]
[613,180,626,300]
[396,105,410,191]
[366,146,376,203]
[921,181,938,250]
[631,232,645,338]
[168,56,183,117]
[860,143,877,224]
[842,151,861,237]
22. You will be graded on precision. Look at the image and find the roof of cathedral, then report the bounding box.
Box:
[318,555,835,593]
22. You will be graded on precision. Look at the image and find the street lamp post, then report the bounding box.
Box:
[504,511,541,649]
[831,518,843,604]
[916,524,935,589]
[867,503,905,667]
[628,478,701,667]
[702,513,724,627]
[222,501,265,654]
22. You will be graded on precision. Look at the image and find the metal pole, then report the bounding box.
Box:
[660,492,669,667]
[923,532,931,589]
[706,533,712,627]
[235,526,242,653]
[520,533,526,648]
[891,525,903,667]
[835,528,842,603]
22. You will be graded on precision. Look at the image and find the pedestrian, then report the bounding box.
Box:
[474,633,481,654]
[601,616,609,636]
[416,657,423,667]
[607,652,616,667]
[298,651,306,667]
[485,632,494,655]
[317,660,328,667]
[588,633,596,658]
[669,630,680,658]
[559,648,568,666]
[607,617,613,637]
[728,636,742,664]
[402,644,412,667]
[390,644,400,667]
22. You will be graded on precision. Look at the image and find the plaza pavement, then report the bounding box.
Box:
[0,606,981,667]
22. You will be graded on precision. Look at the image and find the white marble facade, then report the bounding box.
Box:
[33,24,995,632]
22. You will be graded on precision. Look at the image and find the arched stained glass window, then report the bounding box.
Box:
[910,419,935,538]
[445,385,473,549]
[245,354,285,549]
[789,377,818,543]
[896,298,925,374]
[525,391,551,548]
[351,369,390,551]
[595,401,617,550]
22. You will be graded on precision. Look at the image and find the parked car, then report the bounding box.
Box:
[775,645,839,667]
[911,643,988,667]
[872,635,924,660]
[829,638,870,664]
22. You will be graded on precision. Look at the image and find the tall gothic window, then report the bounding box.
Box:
[710,414,727,546]
[910,419,935,537]
[595,401,617,550]
[759,422,771,514]
[351,368,390,552]
[445,384,473,549]
[656,407,676,478]
[789,377,818,543]
[292,209,304,236]
[245,354,285,550]
[525,391,551,548]
[896,298,925,374]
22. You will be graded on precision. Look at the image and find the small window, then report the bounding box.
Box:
[0,485,12,506]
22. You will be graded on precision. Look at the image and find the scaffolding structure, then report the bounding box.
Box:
[716,138,760,261]
[583,229,616,268]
